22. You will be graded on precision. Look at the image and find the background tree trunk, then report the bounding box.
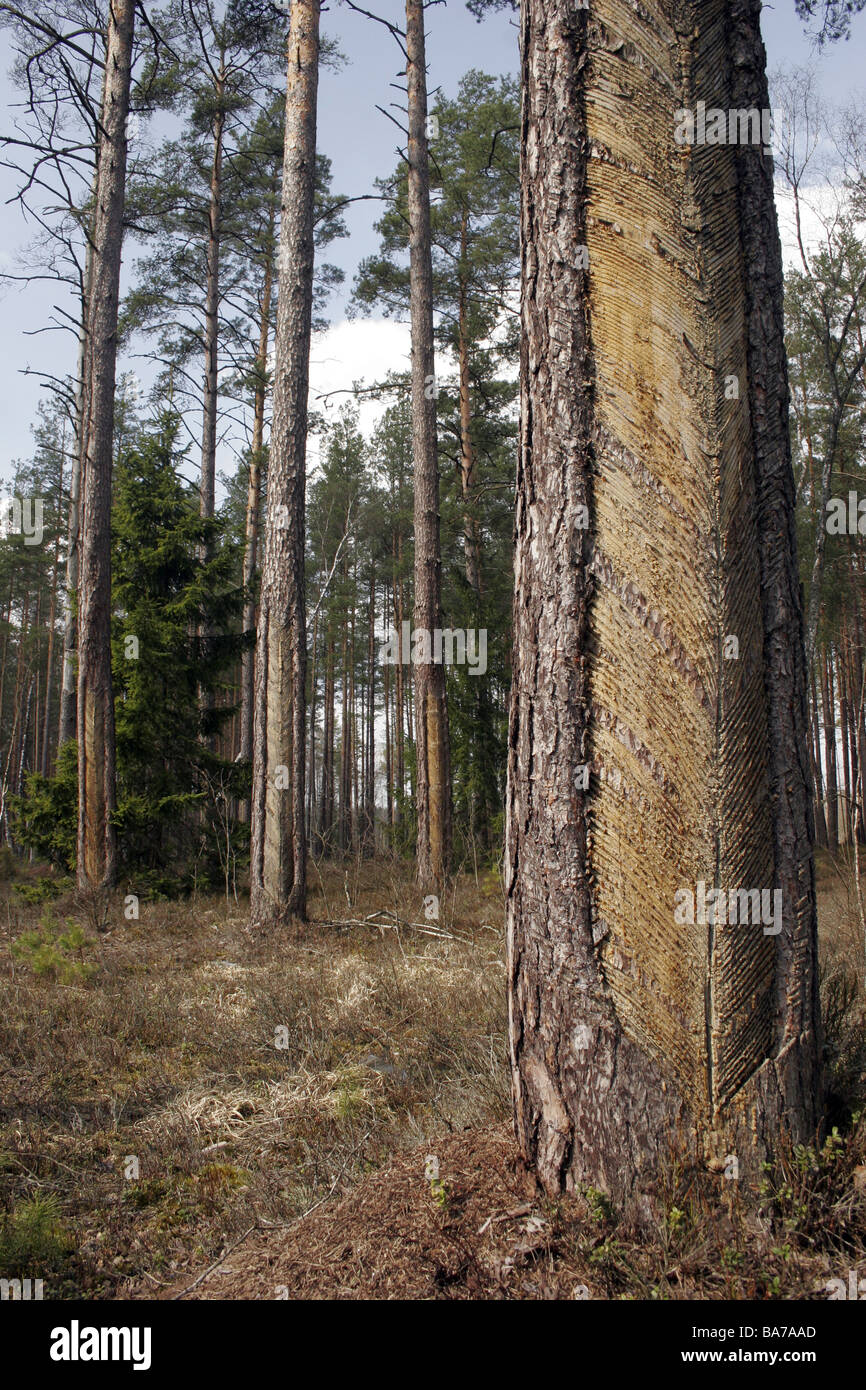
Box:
[239,213,276,818]
[77,0,134,891]
[457,219,482,598]
[249,0,319,926]
[200,87,225,527]
[40,452,63,775]
[506,0,822,1216]
[406,0,451,891]
[59,239,95,750]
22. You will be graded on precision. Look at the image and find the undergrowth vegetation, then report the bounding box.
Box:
[0,850,863,1300]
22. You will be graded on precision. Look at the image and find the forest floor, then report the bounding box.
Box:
[0,851,865,1300]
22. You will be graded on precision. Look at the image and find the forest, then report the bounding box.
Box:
[0,0,865,1323]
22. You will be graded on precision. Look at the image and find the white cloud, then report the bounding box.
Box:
[774,180,859,270]
[307,317,410,474]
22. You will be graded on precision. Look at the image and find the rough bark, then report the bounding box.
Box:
[249,0,319,927]
[406,0,452,891]
[507,0,822,1217]
[77,0,134,891]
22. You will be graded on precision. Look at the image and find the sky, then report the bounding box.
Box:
[0,0,863,487]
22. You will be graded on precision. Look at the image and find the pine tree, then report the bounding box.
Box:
[249,0,321,927]
[111,408,243,886]
[77,0,136,892]
[506,0,820,1212]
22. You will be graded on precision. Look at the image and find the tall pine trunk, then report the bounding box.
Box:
[77,0,134,892]
[249,0,319,926]
[406,0,451,891]
[507,0,821,1214]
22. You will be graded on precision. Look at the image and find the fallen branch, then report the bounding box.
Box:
[318,911,457,940]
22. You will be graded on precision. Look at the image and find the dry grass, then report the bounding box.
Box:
[0,857,508,1298]
[0,849,864,1300]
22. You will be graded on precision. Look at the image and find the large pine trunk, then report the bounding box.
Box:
[406,0,452,891]
[76,0,134,891]
[507,0,822,1215]
[249,0,319,927]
